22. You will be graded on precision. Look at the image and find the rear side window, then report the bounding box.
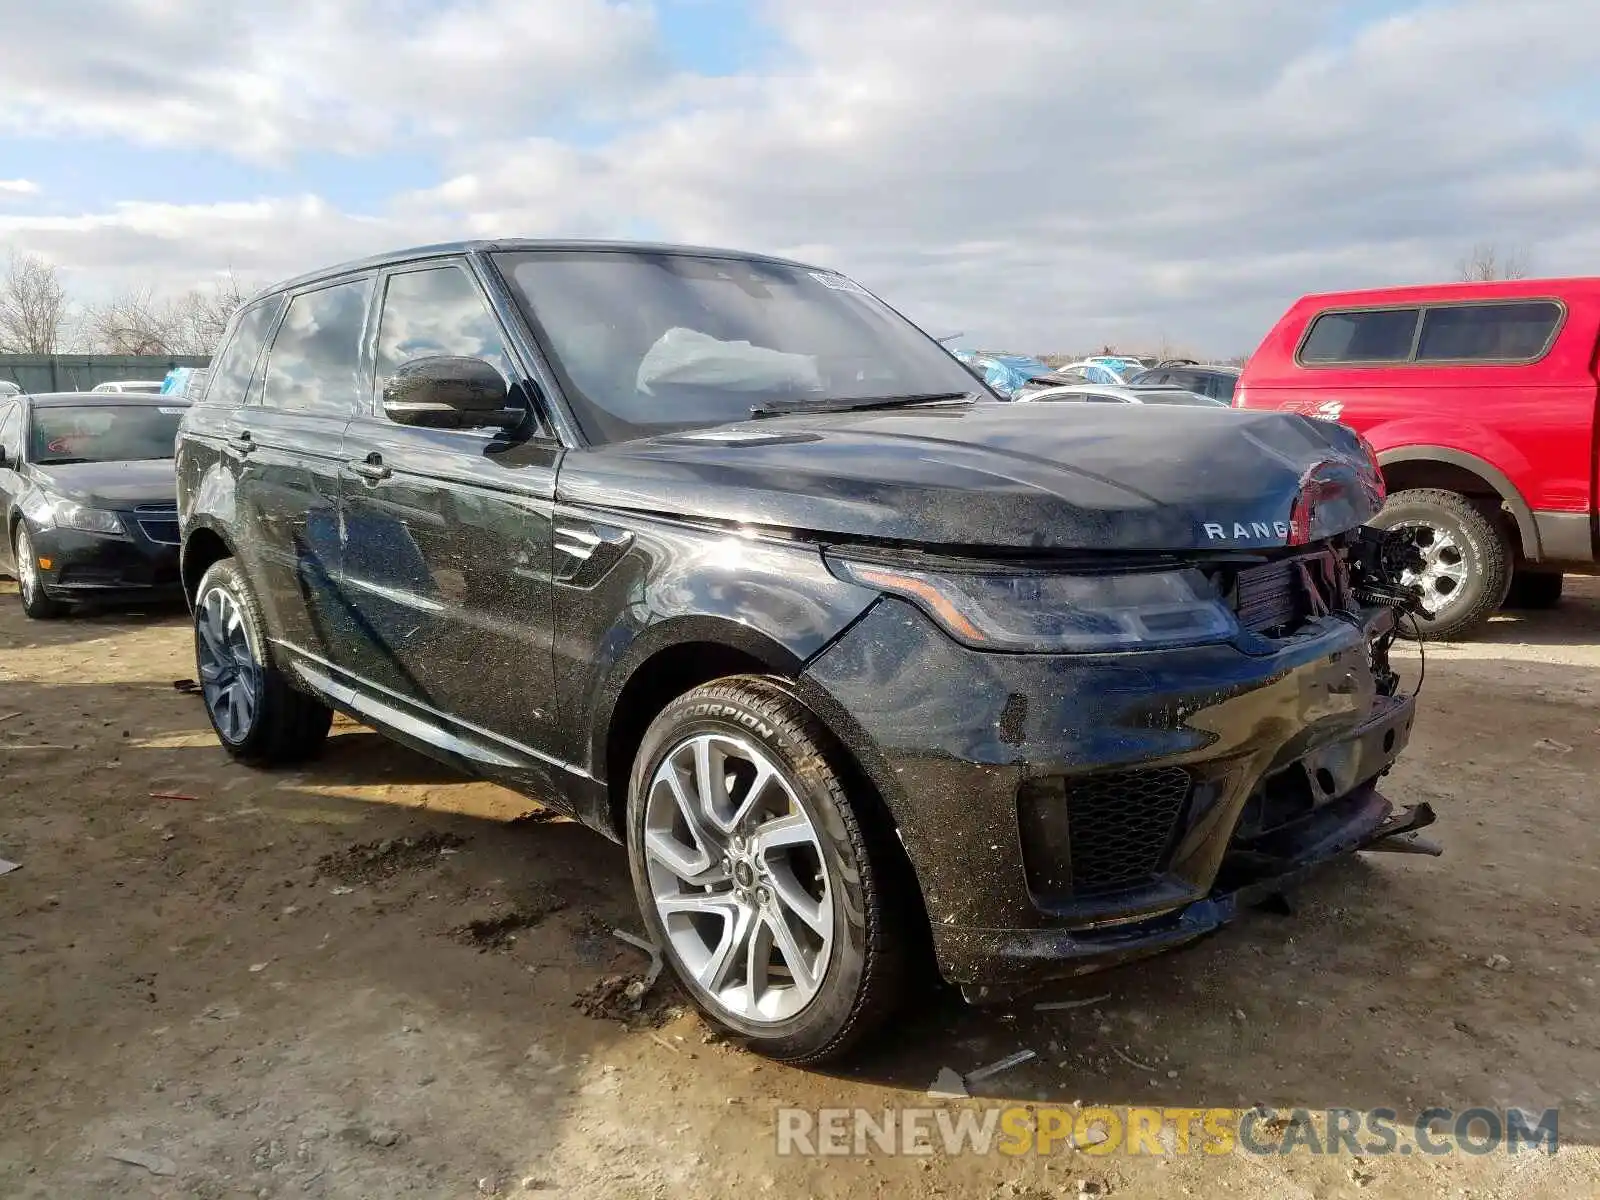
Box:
[261,279,373,415]
[1415,302,1562,361]
[203,299,279,406]
[1300,308,1420,364]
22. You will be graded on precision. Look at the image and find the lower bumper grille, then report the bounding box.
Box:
[1018,767,1193,898]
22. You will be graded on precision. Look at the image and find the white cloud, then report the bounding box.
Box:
[5,0,1600,352]
[0,180,39,195]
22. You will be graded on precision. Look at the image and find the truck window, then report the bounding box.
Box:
[1415,301,1562,362]
[1300,308,1420,364]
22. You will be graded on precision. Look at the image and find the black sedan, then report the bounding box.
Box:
[0,391,186,618]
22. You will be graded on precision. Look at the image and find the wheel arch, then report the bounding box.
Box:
[180,521,238,609]
[1377,446,1539,560]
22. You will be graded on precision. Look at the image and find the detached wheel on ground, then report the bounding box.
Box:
[625,676,908,1063]
[193,558,332,766]
[1504,570,1564,610]
[1368,488,1511,641]
[13,524,66,619]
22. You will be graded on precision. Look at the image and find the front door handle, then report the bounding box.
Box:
[349,455,391,483]
[228,431,255,455]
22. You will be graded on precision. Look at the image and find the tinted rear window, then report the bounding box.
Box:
[1300,308,1419,363]
[1415,302,1562,361]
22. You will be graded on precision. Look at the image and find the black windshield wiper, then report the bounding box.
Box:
[750,391,974,419]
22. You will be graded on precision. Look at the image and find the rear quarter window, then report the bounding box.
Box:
[203,298,282,406]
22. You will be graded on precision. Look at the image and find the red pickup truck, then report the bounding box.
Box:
[1237,279,1598,639]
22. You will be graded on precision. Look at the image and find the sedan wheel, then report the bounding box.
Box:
[14,525,65,619]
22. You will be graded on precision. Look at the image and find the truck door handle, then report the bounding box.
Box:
[228,431,255,454]
[349,455,391,483]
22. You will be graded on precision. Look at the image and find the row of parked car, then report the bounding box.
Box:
[950,348,1241,409]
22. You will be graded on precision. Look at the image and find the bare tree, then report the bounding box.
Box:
[0,250,71,354]
[86,273,253,356]
[1458,243,1530,282]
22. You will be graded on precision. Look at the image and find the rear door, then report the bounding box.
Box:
[338,260,562,763]
[236,276,373,666]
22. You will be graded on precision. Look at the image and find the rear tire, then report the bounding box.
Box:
[1369,488,1511,641]
[14,525,66,619]
[194,558,332,766]
[1504,570,1564,610]
[625,676,908,1063]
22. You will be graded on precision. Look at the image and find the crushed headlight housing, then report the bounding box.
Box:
[47,496,124,536]
[826,557,1238,652]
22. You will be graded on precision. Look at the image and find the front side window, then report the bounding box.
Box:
[495,250,981,444]
[1415,302,1562,361]
[374,265,514,394]
[205,299,281,406]
[1300,308,1420,364]
[28,405,183,464]
[260,278,372,415]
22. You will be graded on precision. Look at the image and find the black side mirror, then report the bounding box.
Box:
[381,356,521,430]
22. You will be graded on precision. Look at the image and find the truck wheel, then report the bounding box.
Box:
[625,676,907,1063]
[14,525,66,619]
[193,558,333,766]
[1504,570,1564,610]
[1369,488,1511,641]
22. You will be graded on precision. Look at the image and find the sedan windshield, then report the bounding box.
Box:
[28,405,184,464]
[494,250,984,444]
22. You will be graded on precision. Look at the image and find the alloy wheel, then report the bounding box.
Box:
[196,585,262,742]
[1391,521,1469,618]
[642,732,834,1025]
[15,528,39,606]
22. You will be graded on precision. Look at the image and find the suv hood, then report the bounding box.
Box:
[557,404,1383,553]
[29,459,177,508]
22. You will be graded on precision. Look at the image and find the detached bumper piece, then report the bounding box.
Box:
[1357,802,1441,856]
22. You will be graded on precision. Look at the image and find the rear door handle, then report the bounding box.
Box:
[228,431,255,454]
[349,455,391,483]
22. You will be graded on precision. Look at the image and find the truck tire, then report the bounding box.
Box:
[625,676,908,1063]
[1505,570,1564,610]
[1368,488,1511,641]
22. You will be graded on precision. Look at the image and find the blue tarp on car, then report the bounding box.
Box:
[951,350,1053,399]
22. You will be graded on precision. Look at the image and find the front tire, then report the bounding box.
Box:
[1505,570,1564,610]
[194,558,332,766]
[1368,488,1511,641]
[625,676,907,1063]
[14,525,66,619]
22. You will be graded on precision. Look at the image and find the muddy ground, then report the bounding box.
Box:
[1,578,1597,1199]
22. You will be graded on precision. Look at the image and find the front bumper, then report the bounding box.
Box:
[28,513,182,604]
[797,597,1419,996]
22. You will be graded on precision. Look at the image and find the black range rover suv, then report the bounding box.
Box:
[175,240,1430,1062]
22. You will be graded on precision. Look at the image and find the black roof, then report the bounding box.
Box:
[251,238,824,306]
[24,392,188,408]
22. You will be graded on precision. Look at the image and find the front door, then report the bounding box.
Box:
[338,261,562,767]
[235,276,373,667]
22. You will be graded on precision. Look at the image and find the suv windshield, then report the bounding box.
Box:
[29,404,183,465]
[494,250,982,444]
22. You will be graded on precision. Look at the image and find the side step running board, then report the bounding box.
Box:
[1358,802,1442,856]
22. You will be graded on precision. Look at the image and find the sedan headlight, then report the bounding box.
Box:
[47,496,124,536]
[827,557,1238,652]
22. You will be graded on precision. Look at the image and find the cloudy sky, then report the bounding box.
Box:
[1,0,1596,356]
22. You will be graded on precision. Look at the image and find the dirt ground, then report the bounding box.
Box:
[2,579,1598,1200]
